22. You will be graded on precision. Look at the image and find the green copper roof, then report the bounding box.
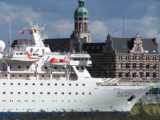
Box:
[75,7,89,18]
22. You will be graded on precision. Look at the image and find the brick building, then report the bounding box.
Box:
[82,32,159,82]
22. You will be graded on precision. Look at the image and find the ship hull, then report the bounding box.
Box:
[0,80,152,114]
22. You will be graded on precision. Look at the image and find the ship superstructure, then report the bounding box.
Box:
[0,20,154,116]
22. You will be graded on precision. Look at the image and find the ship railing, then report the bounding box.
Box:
[100,82,156,86]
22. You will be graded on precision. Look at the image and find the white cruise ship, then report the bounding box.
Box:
[0,20,153,117]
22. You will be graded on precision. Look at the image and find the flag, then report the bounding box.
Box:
[8,40,11,44]
[19,31,24,34]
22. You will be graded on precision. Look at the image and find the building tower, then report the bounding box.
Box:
[73,0,91,43]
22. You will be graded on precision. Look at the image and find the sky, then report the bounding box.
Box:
[0,0,160,51]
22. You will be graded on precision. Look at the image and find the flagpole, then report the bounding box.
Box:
[9,18,11,49]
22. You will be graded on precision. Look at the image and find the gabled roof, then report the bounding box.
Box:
[82,37,159,54]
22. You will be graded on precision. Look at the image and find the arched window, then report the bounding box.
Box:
[132,72,136,78]
[146,72,149,77]
[146,63,149,69]
[153,72,156,78]
[153,63,156,69]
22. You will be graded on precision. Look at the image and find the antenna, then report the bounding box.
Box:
[123,9,124,38]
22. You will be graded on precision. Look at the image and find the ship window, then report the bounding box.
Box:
[42,100,44,102]
[12,75,15,77]
[69,84,71,86]
[3,92,5,94]
[40,92,43,94]
[55,92,57,94]
[42,75,44,77]
[32,92,35,94]
[47,83,50,86]
[10,92,13,94]
[18,83,20,85]
[76,84,78,86]
[10,83,13,85]
[63,75,65,77]
[18,66,21,68]
[62,92,64,95]
[55,83,57,86]
[40,83,43,86]
[82,92,84,95]
[83,84,85,86]
[54,67,57,69]
[32,83,35,85]
[76,92,78,95]
[25,92,28,94]
[5,74,7,76]
[17,100,21,102]
[2,100,6,102]
[3,83,6,85]
[18,92,20,94]
[16,53,19,55]
[20,75,22,77]
[26,66,29,68]
[24,53,27,55]
[89,92,91,95]
[20,53,23,55]
[62,83,64,86]
[47,92,50,94]
[52,100,54,102]
[69,92,71,95]
[45,67,47,69]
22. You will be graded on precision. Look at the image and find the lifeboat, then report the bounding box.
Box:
[49,58,67,66]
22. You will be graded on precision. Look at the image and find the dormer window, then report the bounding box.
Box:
[84,12,87,15]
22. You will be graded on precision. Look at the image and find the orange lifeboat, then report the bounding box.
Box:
[49,58,67,66]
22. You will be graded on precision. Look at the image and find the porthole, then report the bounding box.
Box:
[10,92,13,94]
[89,92,91,95]
[40,92,43,94]
[18,92,20,94]
[48,83,50,86]
[25,83,28,85]
[3,92,5,94]
[40,83,43,86]
[69,92,71,95]
[32,83,35,85]
[3,83,6,85]
[62,83,64,86]
[82,92,84,95]
[18,83,20,85]
[32,92,35,94]
[83,84,85,86]
[69,84,71,86]
[55,83,57,86]
[55,92,57,95]
[10,83,13,85]
[47,92,50,94]
[62,92,64,95]
[76,92,78,95]
[25,92,28,94]
[76,84,78,86]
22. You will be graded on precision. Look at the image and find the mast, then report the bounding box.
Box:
[9,18,12,49]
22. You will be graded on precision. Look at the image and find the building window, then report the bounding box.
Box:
[153,72,156,78]
[118,72,122,77]
[153,56,156,61]
[139,63,142,69]
[125,56,129,60]
[18,66,21,69]
[146,72,149,77]
[119,56,122,60]
[139,56,143,60]
[132,72,136,78]
[133,63,136,69]
[125,63,129,68]
[146,56,149,60]
[146,63,149,69]
[119,63,122,69]
[132,56,136,60]
[139,72,143,78]
[153,63,156,69]
[125,72,129,77]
